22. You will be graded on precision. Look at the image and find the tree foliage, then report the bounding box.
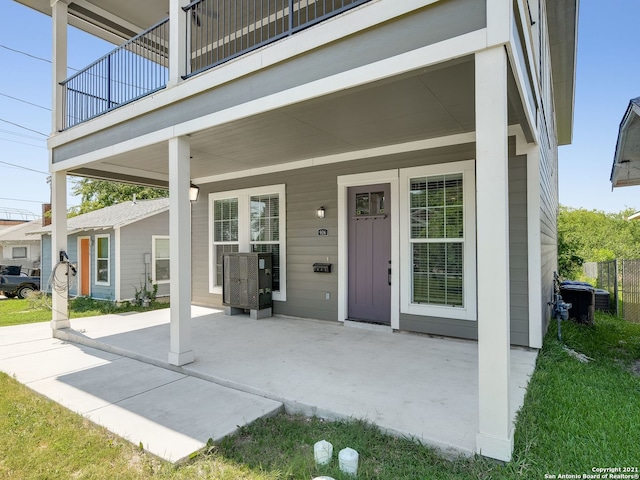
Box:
[70,178,168,215]
[558,205,640,278]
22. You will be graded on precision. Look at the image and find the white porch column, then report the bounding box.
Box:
[51,171,69,330]
[475,46,513,461]
[168,136,194,366]
[525,145,543,349]
[51,0,68,133]
[168,0,189,86]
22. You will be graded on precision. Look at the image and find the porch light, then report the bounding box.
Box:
[189,183,200,202]
[317,206,325,219]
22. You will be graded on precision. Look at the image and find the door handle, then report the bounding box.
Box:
[388,260,391,286]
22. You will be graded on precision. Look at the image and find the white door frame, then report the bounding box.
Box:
[337,170,400,329]
[77,236,91,297]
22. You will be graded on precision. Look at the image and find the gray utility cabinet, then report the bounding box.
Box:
[222,252,273,319]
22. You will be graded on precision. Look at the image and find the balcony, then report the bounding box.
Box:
[59,0,371,130]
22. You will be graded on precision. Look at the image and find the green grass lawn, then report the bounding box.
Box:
[0,295,168,327]
[1,312,639,479]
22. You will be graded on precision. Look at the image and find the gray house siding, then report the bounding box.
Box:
[41,220,172,302]
[192,138,531,346]
[118,212,170,301]
[539,118,558,335]
[41,235,52,290]
[87,229,115,300]
[41,232,114,299]
[508,154,529,347]
[52,0,486,163]
[192,143,478,311]
[400,148,530,347]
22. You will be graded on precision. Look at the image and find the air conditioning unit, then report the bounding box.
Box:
[222,252,273,319]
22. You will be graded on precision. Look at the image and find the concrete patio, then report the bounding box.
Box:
[0,306,538,462]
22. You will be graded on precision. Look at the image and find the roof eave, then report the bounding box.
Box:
[546,0,579,146]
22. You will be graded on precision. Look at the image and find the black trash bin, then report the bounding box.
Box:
[559,283,595,326]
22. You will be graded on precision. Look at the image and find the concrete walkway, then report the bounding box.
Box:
[1,306,538,462]
[0,320,282,462]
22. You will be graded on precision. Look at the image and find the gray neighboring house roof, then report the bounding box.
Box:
[0,219,44,242]
[611,97,640,188]
[32,198,170,235]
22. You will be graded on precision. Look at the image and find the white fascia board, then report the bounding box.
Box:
[49,127,174,172]
[50,28,486,173]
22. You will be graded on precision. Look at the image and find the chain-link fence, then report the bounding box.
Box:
[596,260,618,316]
[620,260,640,323]
[591,259,640,322]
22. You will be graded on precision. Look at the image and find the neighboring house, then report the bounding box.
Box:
[610,97,640,188]
[18,0,578,461]
[35,198,170,302]
[0,219,42,271]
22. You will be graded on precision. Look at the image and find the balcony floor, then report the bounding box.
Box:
[0,306,537,461]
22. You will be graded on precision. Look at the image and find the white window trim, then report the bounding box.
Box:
[399,160,477,321]
[94,234,111,286]
[11,245,29,259]
[152,235,170,284]
[208,184,287,301]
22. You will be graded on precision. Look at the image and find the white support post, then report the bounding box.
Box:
[51,171,69,330]
[168,0,189,86]
[168,136,194,366]
[475,46,513,461]
[51,0,68,133]
[526,145,543,349]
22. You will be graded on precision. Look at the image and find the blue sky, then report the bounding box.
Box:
[0,0,638,219]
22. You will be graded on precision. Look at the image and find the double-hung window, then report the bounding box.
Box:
[152,236,170,283]
[95,234,110,285]
[12,246,27,259]
[400,161,476,321]
[210,185,286,300]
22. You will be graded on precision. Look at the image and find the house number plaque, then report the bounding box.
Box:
[317,229,328,236]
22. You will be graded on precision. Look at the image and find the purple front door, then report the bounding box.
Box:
[348,183,391,324]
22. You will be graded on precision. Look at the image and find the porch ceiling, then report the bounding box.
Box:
[68,57,529,187]
[15,0,168,43]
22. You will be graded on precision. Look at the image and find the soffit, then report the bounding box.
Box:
[67,57,529,186]
[546,0,579,146]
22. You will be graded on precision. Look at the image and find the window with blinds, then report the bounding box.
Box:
[210,185,286,299]
[410,173,464,307]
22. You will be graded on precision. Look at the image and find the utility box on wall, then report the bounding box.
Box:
[223,252,273,319]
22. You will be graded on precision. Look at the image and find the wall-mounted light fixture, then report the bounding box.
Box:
[317,206,325,219]
[189,183,200,202]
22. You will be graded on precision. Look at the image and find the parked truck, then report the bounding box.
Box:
[0,265,40,299]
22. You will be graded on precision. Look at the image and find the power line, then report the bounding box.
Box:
[0,196,47,204]
[0,92,51,111]
[0,128,46,141]
[0,119,47,136]
[0,160,48,175]
[0,137,47,149]
[0,43,79,71]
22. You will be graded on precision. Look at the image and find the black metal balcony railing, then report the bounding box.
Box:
[60,0,370,130]
[60,19,169,130]
[184,0,370,78]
